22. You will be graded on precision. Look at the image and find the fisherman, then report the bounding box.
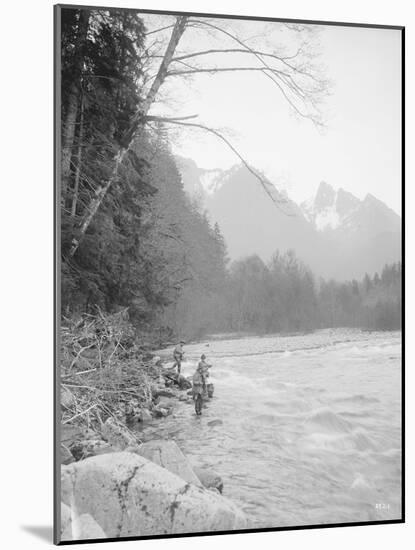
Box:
[198,353,212,379]
[192,354,212,415]
[173,340,185,374]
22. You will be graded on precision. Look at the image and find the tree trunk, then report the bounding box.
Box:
[69,16,188,257]
[61,9,90,202]
[71,94,85,218]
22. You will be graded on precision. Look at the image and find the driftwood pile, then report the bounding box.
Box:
[60,308,161,432]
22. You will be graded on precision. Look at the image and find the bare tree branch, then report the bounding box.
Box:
[187,19,326,125]
[144,24,176,36]
[147,114,198,122]
[166,66,322,124]
[172,48,317,76]
[148,116,294,215]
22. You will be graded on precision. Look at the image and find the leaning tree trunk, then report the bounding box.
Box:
[71,94,85,218]
[69,15,188,257]
[61,9,90,203]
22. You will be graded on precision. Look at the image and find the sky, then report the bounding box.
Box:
[143,16,402,214]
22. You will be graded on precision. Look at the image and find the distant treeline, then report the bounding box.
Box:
[221,254,402,335]
[60,8,401,341]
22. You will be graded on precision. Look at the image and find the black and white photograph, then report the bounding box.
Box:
[55,4,403,544]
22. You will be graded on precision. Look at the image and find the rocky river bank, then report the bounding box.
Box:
[60,317,242,542]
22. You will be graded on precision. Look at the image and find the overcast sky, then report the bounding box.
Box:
[144,16,402,214]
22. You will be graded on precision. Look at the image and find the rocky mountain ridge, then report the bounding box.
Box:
[175,156,401,280]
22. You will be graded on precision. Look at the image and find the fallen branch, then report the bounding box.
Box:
[63,403,98,425]
[63,368,97,378]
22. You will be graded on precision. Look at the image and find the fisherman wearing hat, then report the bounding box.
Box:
[173,340,185,374]
[192,354,212,415]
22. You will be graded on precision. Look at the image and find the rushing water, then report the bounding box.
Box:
[140,329,402,528]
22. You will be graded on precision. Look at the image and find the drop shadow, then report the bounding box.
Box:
[21,525,53,543]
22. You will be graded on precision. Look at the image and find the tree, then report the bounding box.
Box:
[61,8,90,200]
[64,10,329,256]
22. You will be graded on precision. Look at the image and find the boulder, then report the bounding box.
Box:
[207,419,223,428]
[138,408,152,422]
[162,372,191,390]
[61,513,106,541]
[101,417,137,450]
[153,388,176,399]
[61,502,71,535]
[61,452,247,538]
[194,467,224,494]
[157,396,175,410]
[83,428,100,440]
[61,444,75,465]
[152,406,169,418]
[177,374,192,390]
[61,425,84,444]
[70,439,113,461]
[125,399,140,424]
[135,440,202,487]
[61,388,76,409]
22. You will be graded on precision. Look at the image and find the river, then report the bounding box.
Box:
[140,329,402,529]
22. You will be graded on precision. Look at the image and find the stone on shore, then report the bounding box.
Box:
[153,388,176,399]
[61,444,75,465]
[61,388,76,409]
[157,396,176,410]
[207,419,223,428]
[134,440,202,487]
[101,417,137,450]
[194,467,224,494]
[61,452,247,538]
[70,439,113,461]
[177,374,192,390]
[162,371,192,390]
[152,406,169,418]
[138,408,152,422]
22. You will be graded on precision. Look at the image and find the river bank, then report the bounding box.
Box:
[59,310,237,542]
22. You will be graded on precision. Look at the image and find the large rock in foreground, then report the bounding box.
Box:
[134,440,203,487]
[61,452,247,539]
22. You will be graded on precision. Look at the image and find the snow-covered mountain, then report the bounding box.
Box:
[174,156,240,197]
[301,182,361,231]
[301,181,401,239]
[175,157,401,280]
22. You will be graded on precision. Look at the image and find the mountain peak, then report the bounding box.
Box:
[315,181,335,210]
[336,188,360,217]
[175,158,401,279]
[363,193,381,205]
